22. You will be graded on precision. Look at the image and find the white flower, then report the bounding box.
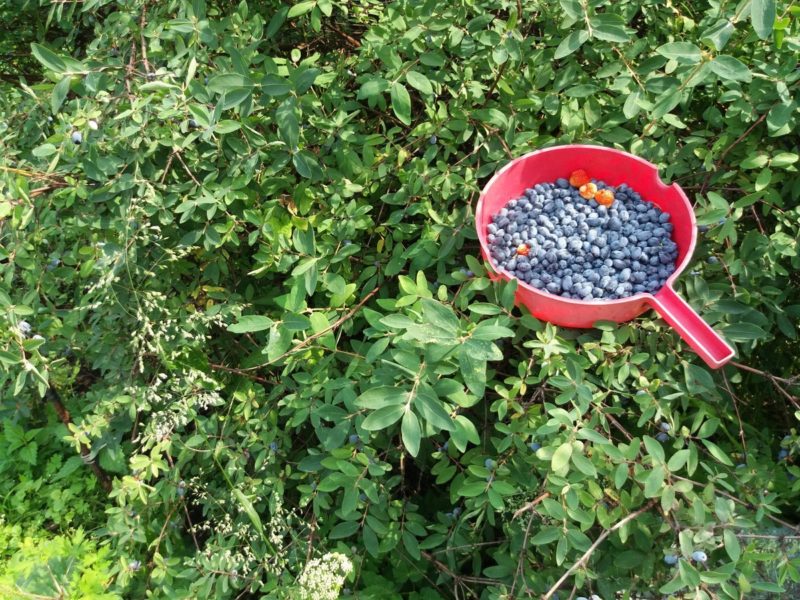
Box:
[297,552,353,600]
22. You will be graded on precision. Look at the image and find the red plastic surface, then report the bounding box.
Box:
[475,144,735,368]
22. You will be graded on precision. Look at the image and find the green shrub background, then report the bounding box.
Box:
[1,0,799,598]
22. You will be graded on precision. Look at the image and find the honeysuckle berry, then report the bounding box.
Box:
[691,550,708,563]
[88,119,98,130]
[529,441,541,451]
[188,118,199,128]
[452,507,461,517]
[484,458,494,469]
[130,560,141,571]
[487,177,677,300]
[664,554,679,566]
[18,321,32,336]
[779,449,789,460]
[349,434,360,444]
[71,131,82,144]
[656,432,669,442]
[269,441,278,451]
[429,135,437,145]
[660,422,671,432]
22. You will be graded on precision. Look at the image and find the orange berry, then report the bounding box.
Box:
[516,243,530,256]
[569,169,590,188]
[579,182,598,199]
[595,189,615,206]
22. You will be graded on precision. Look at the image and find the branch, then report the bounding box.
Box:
[542,500,656,600]
[241,286,380,371]
[46,388,112,493]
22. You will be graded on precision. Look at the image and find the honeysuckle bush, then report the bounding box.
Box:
[1,0,800,598]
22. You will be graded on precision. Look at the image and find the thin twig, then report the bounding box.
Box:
[699,112,768,194]
[512,491,550,520]
[46,388,112,492]
[542,501,656,600]
[241,286,380,371]
[722,371,747,456]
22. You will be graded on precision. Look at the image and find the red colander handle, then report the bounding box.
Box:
[649,287,735,369]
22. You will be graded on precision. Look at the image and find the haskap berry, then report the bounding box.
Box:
[486,175,678,301]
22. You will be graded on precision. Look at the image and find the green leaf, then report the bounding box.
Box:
[551,442,573,475]
[228,315,274,333]
[702,439,734,466]
[233,489,263,535]
[293,151,323,180]
[554,30,589,59]
[262,74,291,96]
[709,56,752,82]
[361,405,405,431]
[592,24,630,43]
[724,529,741,562]
[31,43,67,73]
[720,322,768,341]
[530,526,561,545]
[405,71,433,95]
[458,350,486,397]
[33,144,58,158]
[401,411,421,456]
[701,20,735,51]
[51,77,71,114]
[329,520,360,539]
[390,82,412,125]
[751,0,776,40]
[276,98,299,149]
[656,42,702,63]
[357,387,407,409]
[207,73,254,94]
[287,1,316,18]
[644,465,665,497]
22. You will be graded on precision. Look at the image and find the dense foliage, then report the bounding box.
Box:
[1,0,799,598]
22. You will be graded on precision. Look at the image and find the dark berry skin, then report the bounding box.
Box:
[487,179,677,301]
[188,119,199,128]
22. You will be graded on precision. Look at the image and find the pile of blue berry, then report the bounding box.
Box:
[486,178,678,300]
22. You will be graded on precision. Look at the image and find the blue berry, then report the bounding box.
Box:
[130,560,141,571]
[452,507,461,517]
[656,432,669,442]
[17,321,32,336]
[664,554,678,566]
[269,442,278,451]
[429,135,437,145]
[71,131,82,144]
[484,458,494,469]
[707,256,719,264]
[660,422,671,432]
[778,449,789,460]
[691,550,707,563]
[188,118,199,128]
[349,434,360,444]
[530,441,541,451]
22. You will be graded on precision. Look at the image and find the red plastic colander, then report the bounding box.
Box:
[475,144,735,369]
